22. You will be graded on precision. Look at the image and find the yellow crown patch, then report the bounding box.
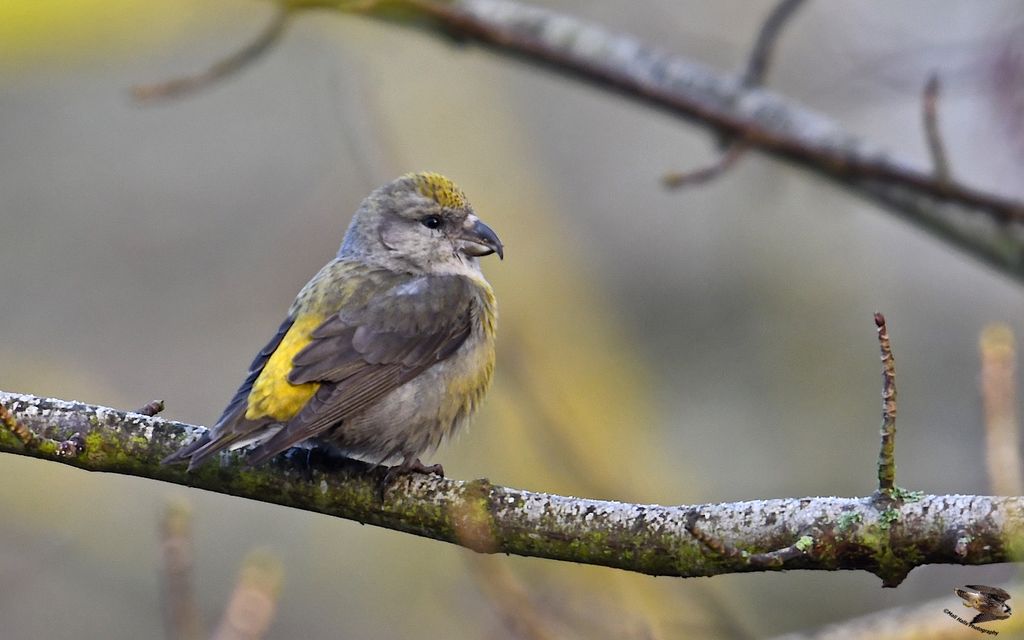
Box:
[409,172,468,209]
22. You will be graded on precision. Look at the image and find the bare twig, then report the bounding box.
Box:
[979,323,1021,496]
[211,549,283,640]
[137,400,166,417]
[160,499,205,640]
[133,3,291,102]
[741,0,808,89]
[923,73,953,184]
[665,0,806,187]
[663,140,748,188]
[875,312,897,494]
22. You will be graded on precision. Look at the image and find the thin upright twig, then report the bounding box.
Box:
[875,312,897,494]
[133,4,291,102]
[922,73,953,184]
[979,323,1021,496]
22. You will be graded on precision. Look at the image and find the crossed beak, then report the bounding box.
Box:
[458,215,504,260]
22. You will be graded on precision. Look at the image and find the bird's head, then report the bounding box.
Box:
[339,172,503,275]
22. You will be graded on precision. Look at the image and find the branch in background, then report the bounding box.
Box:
[160,500,205,640]
[922,73,953,184]
[160,500,284,640]
[2,390,1024,587]
[874,313,897,495]
[979,324,1021,496]
[133,3,291,102]
[664,0,805,187]
[344,0,1024,281]
[136,0,1024,278]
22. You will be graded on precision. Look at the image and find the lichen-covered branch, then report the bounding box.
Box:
[2,390,1023,586]
[281,0,1024,281]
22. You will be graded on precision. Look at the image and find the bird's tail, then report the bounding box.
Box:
[160,431,212,466]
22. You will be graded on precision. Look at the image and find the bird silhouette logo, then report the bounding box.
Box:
[955,584,1012,625]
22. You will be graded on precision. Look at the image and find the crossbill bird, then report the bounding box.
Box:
[163,172,502,474]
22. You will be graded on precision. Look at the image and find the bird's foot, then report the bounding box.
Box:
[397,457,445,477]
[378,457,445,501]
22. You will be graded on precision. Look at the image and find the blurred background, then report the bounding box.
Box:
[2,1,1024,638]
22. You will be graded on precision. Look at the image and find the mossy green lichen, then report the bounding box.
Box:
[837,512,863,532]
[795,535,814,552]
[879,508,900,529]
[0,427,30,453]
[874,544,908,585]
[83,431,105,459]
[35,439,58,455]
[891,487,924,503]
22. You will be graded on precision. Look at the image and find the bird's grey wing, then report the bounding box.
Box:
[966,585,1011,601]
[161,316,294,466]
[245,275,477,464]
[971,612,1002,624]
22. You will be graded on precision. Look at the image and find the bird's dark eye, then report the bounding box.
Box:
[421,215,442,230]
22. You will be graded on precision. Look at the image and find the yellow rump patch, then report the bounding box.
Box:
[245,313,323,422]
[409,172,468,209]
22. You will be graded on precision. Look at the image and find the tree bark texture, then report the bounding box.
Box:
[2,390,1022,587]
